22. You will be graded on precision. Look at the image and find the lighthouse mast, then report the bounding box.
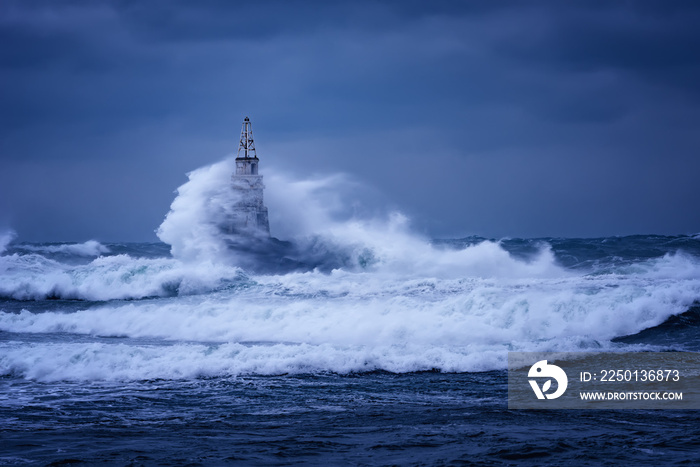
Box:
[229,116,270,236]
[235,116,259,175]
[237,116,256,161]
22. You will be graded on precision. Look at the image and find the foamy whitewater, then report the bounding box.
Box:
[2,159,699,386]
[3,160,700,464]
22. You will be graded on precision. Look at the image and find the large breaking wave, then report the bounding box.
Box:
[1,159,699,381]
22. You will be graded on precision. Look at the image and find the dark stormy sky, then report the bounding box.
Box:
[2,0,700,242]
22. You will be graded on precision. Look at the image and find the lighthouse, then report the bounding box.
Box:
[229,117,270,236]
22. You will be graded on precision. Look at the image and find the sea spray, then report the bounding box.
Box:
[157,159,243,263]
[18,240,110,256]
[1,160,700,381]
[0,253,247,301]
[157,158,563,277]
[0,229,16,255]
[2,245,699,381]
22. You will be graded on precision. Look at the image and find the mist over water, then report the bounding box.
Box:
[1,158,700,381]
[156,159,243,263]
[0,229,16,255]
[157,158,567,277]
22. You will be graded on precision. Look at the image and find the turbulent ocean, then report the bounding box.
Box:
[2,159,700,465]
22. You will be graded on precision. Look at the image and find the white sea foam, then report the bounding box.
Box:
[0,232,563,302]
[0,341,512,382]
[1,252,697,381]
[0,229,16,255]
[19,240,110,256]
[0,253,246,301]
[157,158,565,278]
[2,160,699,381]
[3,267,696,344]
[157,158,243,263]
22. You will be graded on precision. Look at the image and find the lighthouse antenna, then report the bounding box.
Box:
[237,116,257,159]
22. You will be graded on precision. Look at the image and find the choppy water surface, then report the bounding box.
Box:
[1,234,699,464]
[3,372,700,465]
[1,161,700,464]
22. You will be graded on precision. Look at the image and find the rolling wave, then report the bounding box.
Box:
[1,160,699,381]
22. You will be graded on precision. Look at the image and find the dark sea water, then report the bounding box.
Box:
[1,234,700,465]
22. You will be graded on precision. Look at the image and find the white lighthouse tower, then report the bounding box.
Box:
[229,116,270,236]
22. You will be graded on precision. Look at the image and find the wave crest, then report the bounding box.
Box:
[156,158,566,278]
[0,253,247,301]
